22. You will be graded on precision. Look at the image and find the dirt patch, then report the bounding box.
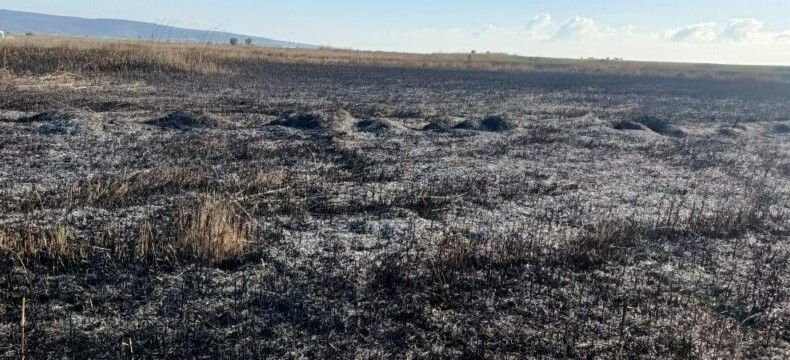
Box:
[146,111,223,130]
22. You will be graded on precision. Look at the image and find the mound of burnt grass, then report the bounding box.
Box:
[356,118,393,134]
[12,111,79,135]
[268,109,355,133]
[479,115,512,132]
[453,119,479,130]
[452,115,512,132]
[14,111,73,123]
[773,122,790,134]
[613,119,644,130]
[633,115,685,137]
[146,110,222,130]
[268,112,324,129]
[421,115,457,132]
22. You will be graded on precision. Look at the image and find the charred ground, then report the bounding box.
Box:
[1,40,790,358]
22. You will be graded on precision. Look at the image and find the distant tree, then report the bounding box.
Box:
[229,38,238,46]
[467,50,476,62]
[25,32,34,36]
[245,38,253,45]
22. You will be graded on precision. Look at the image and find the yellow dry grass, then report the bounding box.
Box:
[179,195,251,263]
[0,224,75,260]
[1,35,788,82]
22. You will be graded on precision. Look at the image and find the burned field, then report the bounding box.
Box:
[1,42,790,358]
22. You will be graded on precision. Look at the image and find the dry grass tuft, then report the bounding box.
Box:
[575,184,788,253]
[75,166,211,207]
[0,224,76,262]
[179,195,252,263]
[2,36,789,81]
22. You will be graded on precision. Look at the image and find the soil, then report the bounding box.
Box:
[1,61,789,358]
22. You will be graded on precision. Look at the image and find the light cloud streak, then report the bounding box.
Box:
[343,15,790,66]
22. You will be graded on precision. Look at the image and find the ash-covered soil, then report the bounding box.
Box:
[1,64,790,358]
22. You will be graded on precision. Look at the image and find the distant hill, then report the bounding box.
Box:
[0,9,313,48]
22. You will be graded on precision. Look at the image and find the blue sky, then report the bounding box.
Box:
[2,1,790,65]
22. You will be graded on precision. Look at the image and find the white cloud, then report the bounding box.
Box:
[619,25,637,38]
[554,16,599,41]
[525,13,553,39]
[336,14,790,65]
[722,18,765,41]
[666,22,718,42]
[473,24,498,37]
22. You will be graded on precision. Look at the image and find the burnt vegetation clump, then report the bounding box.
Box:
[773,122,790,134]
[633,115,686,137]
[146,110,224,130]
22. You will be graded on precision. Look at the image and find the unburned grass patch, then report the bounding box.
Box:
[0,224,74,264]
[72,166,213,208]
[177,195,253,264]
